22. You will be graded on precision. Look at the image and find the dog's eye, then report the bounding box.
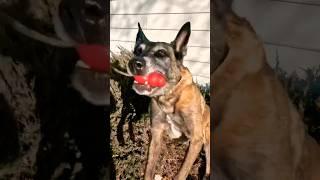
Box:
[154,49,167,58]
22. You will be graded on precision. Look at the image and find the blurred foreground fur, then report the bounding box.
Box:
[212,0,320,179]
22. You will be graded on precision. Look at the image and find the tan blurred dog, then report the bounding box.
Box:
[212,0,320,180]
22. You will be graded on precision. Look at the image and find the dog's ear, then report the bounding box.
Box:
[215,0,233,18]
[172,22,191,58]
[135,23,149,46]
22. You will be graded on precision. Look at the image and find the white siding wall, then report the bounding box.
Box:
[110,0,210,85]
[233,0,320,76]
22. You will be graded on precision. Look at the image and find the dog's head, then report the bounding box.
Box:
[212,0,261,75]
[211,0,233,73]
[54,0,109,105]
[128,22,191,97]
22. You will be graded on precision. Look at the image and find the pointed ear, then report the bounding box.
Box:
[172,22,191,56]
[135,23,149,46]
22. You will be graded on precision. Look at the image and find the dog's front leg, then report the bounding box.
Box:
[145,99,166,180]
[175,135,203,180]
[144,122,166,180]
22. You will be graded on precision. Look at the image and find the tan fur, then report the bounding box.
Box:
[213,12,320,180]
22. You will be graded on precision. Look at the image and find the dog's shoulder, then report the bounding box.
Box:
[167,66,193,95]
[174,67,205,107]
[159,66,203,110]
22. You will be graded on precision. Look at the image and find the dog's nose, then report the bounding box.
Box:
[134,59,145,71]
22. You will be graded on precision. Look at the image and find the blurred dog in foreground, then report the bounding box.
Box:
[0,0,109,106]
[212,0,320,180]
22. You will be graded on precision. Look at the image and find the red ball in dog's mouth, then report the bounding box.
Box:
[76,44,109,73]
[134,72,166,89]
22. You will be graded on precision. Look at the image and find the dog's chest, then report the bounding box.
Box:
[165,113,190,140]
[166,114,182,139]
[158,95,189,139]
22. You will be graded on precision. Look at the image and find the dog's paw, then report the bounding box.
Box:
[154,174,162,180]
[202,174,210,180]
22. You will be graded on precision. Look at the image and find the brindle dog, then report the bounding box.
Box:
[127,22,210,180]
[212,0,320,180]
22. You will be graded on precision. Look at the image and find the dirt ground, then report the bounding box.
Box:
[110,112,206,180]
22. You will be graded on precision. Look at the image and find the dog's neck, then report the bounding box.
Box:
[212,13,268,127]
[157,66,193,114]
[213,13,267,93]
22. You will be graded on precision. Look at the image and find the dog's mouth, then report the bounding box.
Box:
[71,62,109,106]
[132,71,167,96]
[133,83,153,93]
[132,83,164,96]
[72,44,109,105]
[112,62,168,96]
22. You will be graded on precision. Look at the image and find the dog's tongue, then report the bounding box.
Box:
[76,44,109,73]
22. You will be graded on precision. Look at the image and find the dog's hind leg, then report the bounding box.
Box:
[203,106,211,179]
[204,138,210,178]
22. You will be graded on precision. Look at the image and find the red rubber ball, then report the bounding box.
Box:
[76,44,109,73]
[147,72,166,87]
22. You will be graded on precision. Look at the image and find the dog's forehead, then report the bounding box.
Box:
[151,42,172,51]
[137,42,172,52]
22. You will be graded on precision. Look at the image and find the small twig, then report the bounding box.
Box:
[112,67,132,77]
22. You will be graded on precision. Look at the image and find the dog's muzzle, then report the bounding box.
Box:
[129,57,147,75]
